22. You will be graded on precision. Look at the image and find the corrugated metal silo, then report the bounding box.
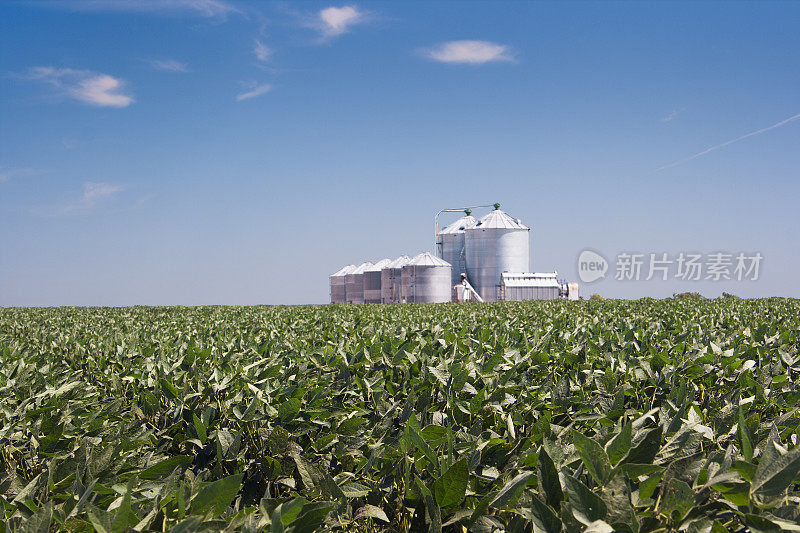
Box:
[437,212,477,287]
[401,252,452,303]
[330,264,355,304]
[363,258,391,304]
[465,206,530,302]
[345,262,373,304]
[381,255,410,304]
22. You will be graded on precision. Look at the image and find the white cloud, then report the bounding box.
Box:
[236,83,272,101]
[23,67,134,107]
[50,0,239,18]
[83,182,123,202]
[254,40,273,62]
[149,59,188,72]
[57,182,124,215]
[0,166,36,183]
[661,109,680,123]
[317,5,367,37]
[423,40,514,64]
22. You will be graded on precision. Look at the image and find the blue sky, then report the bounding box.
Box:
[1,1,798,305]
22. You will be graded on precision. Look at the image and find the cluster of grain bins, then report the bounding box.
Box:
[329,204,579,304]
[330,253,452,304]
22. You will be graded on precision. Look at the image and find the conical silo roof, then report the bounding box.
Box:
[384,255,411,269]
[331,264,356,277]
[350,261,373,274]
[407,252,451,267]
[473,209,529,230]
[438,214,477,235]
[365,258,392,272]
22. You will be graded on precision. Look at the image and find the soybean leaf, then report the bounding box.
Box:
[530,496,563,533]
[657,478,693,521]
[140,456,193,480]
[353,504,390,523]
[189,473,244,516]
[278,398,302,423]
[433,458,468,508]
[572,430,611,485]
[750,440,800,505]
[605,422,632,467]
[490,471,533,510]
[538,448,563,509]
[562,475,607,526]
[19,501,53,533]
[622,426,662,465]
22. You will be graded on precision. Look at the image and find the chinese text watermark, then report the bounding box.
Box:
[578,250,762,283]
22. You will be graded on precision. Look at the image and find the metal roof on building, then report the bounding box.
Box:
[501,272,560,287]
[407,252,452,267]
[438,215,477,235]
[472,209,530,230]
[364,258,392,272]
[349,261,374,274]
[384,255,411,269]
[330,264,356,277]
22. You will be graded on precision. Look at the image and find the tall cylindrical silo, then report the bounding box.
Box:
[330,264,355,304]
[401,252,452,303]
[464,207,530,302]
[363,258,391,304]
[437,212,477,287]
[345,262,373,304]
[381,255,410,304]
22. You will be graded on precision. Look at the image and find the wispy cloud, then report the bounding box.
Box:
[21,67,134,107]
[423,40,515,64]
[655,111,800,172]
[47,0,239,19]
[57,182,124,215]
[236,83,271,101]
[0,166,36,183]
[148,59,188,72]
[315,5,367,38]
[253,40,273,62]
[661,109,681,123]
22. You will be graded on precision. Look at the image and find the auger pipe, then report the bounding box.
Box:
[434,204,497,256]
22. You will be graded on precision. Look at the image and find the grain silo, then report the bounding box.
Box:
[465,205,530,302]
[345,261,373,304]
[330,264,356,304]
[401,252,452,303]
[381,255,410,304]
[363,258,391,304]
[437,210,477,287]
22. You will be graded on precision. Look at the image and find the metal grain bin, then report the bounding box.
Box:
[401,252,452,303]
[330,264,356,304]
[363,258,391,304]
[381,255,410,304]
[437,212,477,287]
[465,207,530,302]
[345,261,373,304]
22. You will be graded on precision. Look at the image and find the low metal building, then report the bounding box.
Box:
[500,272,561,301]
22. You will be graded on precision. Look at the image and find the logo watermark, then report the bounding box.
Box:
[577,250,763,283]
[577,250,609,283]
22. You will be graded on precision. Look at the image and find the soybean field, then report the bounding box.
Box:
[1,299,800,532]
